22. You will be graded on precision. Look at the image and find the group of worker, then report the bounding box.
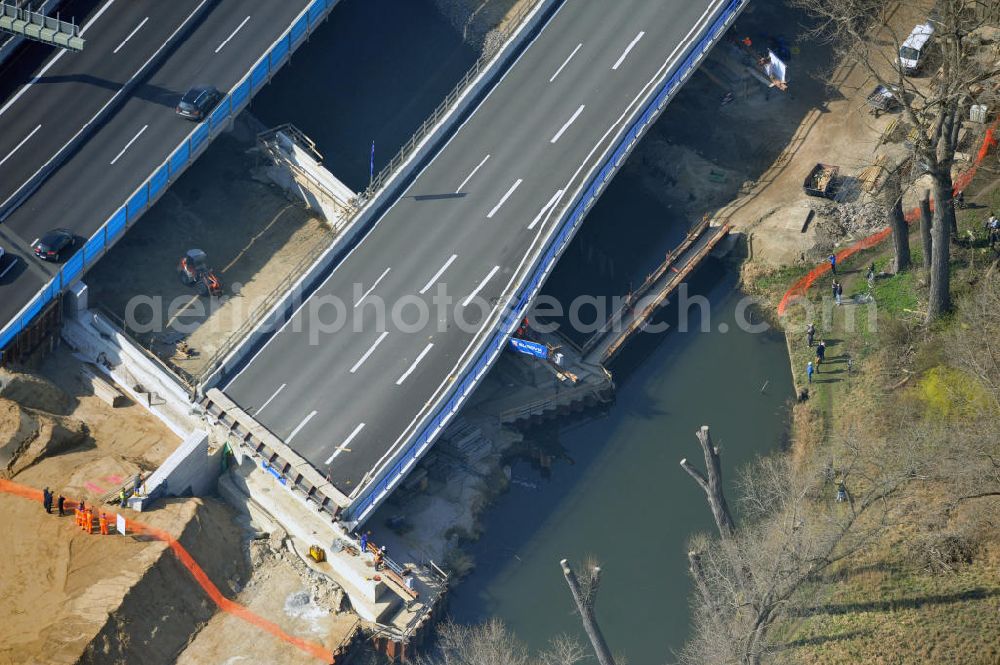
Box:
[41,486,117,535]
[358,531,388,570]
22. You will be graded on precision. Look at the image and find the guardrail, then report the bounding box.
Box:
[362,0,543,198]
[346,0,750,524]
[0,0,339,354]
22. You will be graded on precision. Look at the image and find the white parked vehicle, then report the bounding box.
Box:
[899,22,934,74]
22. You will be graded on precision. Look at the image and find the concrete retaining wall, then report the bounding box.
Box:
[264,131,356,230]
[134,430,220,510]
[202,0,561,392]
[61,286,202,437]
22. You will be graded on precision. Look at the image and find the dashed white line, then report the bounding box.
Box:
[462,265,500,307]
[286,410,317,442]
[527,189,565,230]
[420,254,458,294]
[354,267,391,308]
[550,104,585,143]
[113,16,149,54]
[350,331,389,373]
[612,31,645,70]
[396,343,434,385]
[455,154,490,193]
[550,42,582,82]
[109,124,148,165]
[215,15,251,53]
[325,422,366,464]
[487,179,523,219]
[255,383,285,415]
[0,124,41,168]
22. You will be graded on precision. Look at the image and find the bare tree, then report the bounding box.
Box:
[793,0,1000,320]
[416,619,588,665]
[920,189,934,278]
[679,426,929,665]
[884,168,912,272]
[680,426,736,539]
[560,559,616,665]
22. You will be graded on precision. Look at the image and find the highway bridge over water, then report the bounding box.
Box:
[1,0,746,526]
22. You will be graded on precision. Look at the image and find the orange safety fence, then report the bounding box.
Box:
[0,479,334,664]
[778,120,1000,316]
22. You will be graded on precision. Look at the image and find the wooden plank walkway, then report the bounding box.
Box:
[583,220,730,365]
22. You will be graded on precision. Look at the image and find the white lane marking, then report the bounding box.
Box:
[255,383,286,415]
[113,16,149,54]
[356,0,729,501]
[455,154,490,193]
[215,15,251,53]
[419,254,458,294]
[549,42,582,82]
[0,124,42,168]
[286,410,318,442]
[109,124,148,165]
[612,31,645,70]
[222,2,572,390]
[462,265,500,307]
[527,189,565,230]
[486,179,523,219]
[354,267,391,308]
[350,331,389,373]
[0,258,16,279]
[0,0,117,118]
[396,343,434,385]
[550,104,585,144]
[30,238,38,246]
[230,0,729,505]
[0,0,210,216]
[325,422,366,464]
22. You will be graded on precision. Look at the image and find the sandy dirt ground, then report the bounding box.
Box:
[0,348,200,665]
[430,0,526,48]
[621,0,972,267]
[0,348,354,665]
[176,536,360,665]
[85,130,333,380]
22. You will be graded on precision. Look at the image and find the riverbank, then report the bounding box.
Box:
[736,146,1000,664]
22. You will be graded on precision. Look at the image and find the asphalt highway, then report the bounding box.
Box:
[0,0,315,330]
[223,0,729,499]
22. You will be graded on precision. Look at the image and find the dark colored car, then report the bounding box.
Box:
[175,85,223,121]
[33,228,75,261]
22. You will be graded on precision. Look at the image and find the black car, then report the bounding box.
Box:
[175,85,223,121]
[33,229,75,261]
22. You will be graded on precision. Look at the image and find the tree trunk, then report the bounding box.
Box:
[885,172,910,272]
[688,550,715,614]
[560,560,616,665]
[927,175,954,321]
[680,426,736,539]
[920,189,933,277]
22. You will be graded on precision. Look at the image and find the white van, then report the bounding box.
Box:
[899,22,934,74]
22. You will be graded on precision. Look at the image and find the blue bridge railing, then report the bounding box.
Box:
[347,0,749,524]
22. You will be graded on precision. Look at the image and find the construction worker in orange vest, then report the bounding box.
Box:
[74,507,82,527]
[84,509,94,534]
[99,513,109,535]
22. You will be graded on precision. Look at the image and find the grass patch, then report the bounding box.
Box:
[739,164,1000,665]
[871,269,919,316]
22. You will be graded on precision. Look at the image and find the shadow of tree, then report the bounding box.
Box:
[790,587,1000,617]
[779,628,872,649]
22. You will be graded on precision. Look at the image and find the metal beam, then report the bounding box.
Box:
[0,2,84,51]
